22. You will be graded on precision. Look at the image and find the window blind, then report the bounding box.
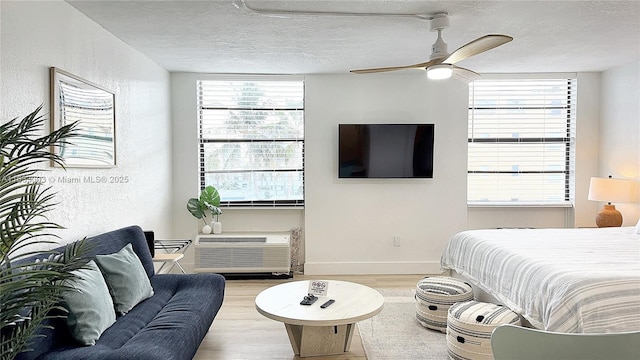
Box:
[198,79,304,207]
[468,78,576,206]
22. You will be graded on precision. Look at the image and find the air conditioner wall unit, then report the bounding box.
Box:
[195,233,290,273]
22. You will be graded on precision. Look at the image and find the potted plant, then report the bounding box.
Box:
[186,185,222,234]
[0,106,90,360]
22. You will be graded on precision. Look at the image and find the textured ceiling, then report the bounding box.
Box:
[66,0,640,75]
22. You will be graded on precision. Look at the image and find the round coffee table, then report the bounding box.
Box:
[255,280,384,357]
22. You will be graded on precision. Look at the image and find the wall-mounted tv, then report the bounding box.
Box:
[338,124,435,179]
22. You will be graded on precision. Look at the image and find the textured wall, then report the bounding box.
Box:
[169,73,305,271]
[0,1,173,245]
[599,61,640,225]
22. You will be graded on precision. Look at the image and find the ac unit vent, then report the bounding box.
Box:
[198,236,267,243]
[195,233,290,274]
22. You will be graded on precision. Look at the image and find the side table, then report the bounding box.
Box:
[152,253,186,274]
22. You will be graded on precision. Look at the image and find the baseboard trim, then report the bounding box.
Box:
[303,261,445,275]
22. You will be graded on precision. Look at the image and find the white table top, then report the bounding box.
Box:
[255,280,384,326]
[152,253,184,261]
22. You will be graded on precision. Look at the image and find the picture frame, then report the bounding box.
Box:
[50,67,116,168]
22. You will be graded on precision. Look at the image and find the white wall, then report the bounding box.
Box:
[0,1,173,244]
[304,73,469,274]
[598,61,640,225]
[170,73,304,272]
[573,72,603,227]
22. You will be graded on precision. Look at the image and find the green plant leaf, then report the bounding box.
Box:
[206,204,222,215]
[186,198,206,220]
[200,186,220,207]
[186,186,222,225]
[0,106,90,360]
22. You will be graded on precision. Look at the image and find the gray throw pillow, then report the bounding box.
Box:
[62,260,116,345]
[95,243,154,315]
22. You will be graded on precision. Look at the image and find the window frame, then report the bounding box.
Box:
[467,74,577,207]
[197,75,305,208]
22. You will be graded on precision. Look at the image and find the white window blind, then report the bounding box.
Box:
[198,79,304,207]
[468,78,576,206]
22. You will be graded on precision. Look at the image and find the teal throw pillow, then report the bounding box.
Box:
[95,243,154,315]
[62,260,116,345]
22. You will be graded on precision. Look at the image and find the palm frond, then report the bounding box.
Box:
[0,106,89,360]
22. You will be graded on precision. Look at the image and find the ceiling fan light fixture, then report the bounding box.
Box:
[427,64,453,79]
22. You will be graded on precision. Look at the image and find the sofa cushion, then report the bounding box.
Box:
[61,260,116,346]
[95,243,154,315]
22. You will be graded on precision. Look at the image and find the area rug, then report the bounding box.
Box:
[358,289,448,360]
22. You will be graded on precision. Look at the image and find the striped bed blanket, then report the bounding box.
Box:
[440,226,640,333]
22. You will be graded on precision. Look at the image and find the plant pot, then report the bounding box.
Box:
[202,224,212,234]
[212,221,222,234]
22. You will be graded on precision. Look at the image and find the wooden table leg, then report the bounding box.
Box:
[284,323,355,357]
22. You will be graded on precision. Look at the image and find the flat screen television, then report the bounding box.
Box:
[338,124,434,178]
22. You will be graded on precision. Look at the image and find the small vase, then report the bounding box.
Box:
[201,224,212,234]
[212,221,222,234]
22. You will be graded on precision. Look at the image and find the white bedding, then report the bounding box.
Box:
[440,226,640,333]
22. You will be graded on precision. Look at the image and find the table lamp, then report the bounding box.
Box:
[588,176,635,227]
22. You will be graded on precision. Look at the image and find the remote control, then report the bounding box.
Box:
[320,299,335,308]
[300,294,318,305]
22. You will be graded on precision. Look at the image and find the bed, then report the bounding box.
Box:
[440,226,640,334]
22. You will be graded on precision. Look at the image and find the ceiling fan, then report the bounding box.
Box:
[350,13,513,82]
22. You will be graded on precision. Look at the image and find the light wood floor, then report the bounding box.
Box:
[194,274,424,360]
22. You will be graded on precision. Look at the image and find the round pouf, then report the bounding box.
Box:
[446,300,521,360]
[415,276,474,332]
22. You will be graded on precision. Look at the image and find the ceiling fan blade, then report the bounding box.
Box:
[452,65,481,83]
[443,34,513,64]
[350,59,441,74]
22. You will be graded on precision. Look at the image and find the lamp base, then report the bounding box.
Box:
[595,204,623,227]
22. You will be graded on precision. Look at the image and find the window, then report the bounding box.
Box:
[468,78,576,206]
[198,78,304,207]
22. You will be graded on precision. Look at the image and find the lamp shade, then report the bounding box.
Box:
[587,177,635,203]
[427,64,453,80]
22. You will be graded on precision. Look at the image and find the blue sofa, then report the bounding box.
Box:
[16,225,225,360]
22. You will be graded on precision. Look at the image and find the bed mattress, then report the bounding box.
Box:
[440,226,640,333]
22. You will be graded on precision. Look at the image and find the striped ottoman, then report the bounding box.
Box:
[415,276,474,332]
[446,300,521,360]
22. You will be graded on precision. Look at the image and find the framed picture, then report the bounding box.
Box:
[50,67,116,168]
